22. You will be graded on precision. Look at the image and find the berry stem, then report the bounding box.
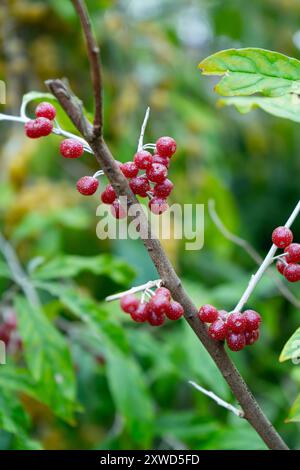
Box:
[233,199,300,313]
[137,106,150,152]
[105,279,162,302]
[189,381,244,418]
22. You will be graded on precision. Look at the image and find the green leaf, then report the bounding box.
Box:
[286,394,300,422]
[35,282,129,353]
[14,296,78,422]
[279,326,300,362]
[218,94,300,123]
[199,48,300,97]
[32,254,135,286]
[105,348,154,447]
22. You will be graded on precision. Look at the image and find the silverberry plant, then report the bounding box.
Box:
[1,0,300,452]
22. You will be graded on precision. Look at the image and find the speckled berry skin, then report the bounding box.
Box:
[199,304,219,323]
[245,329,260,346]
[208,319,228,341]
[166,301,184,320]
[148,197,169,215]
[243,310,262,331]
[134,150,153,170]
[284,263,300,282]
[146,163,168,183]
[284,243,300,263]
[272,226,293,248]
[35,102,56,120]
[276,260,286,275]
[130,176,150,197]
[151,154,170,168]
[226,332,246,351]
[153,179,173,198]
[110,200,126,219]
[76,176,99,195]
[156,136,177,157]
[147,307,165,326]
[130,303,148,322]
[25,118,53,138]
[155,287,171,299]
[120,161,139,178]
[101,184,116,204]
[120,294,139,314]
[227,312,247,334]
[150,295,171,316]
[60,138,84,158]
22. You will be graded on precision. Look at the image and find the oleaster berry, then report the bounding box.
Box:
[272,226,293,248]
[130,175,151,197]
[166,301,184,320]
[101,184,116,204]
[283,263,300,282]
[60,138,84,158]
[150,294,171,316]
[35,102,56,120]
[155,287,171,300]
[156,136,177,158]
[25,117,53,138]
[208,319,228,341]
[243,310,261,331]
[130,303,148,323]
[146,163,168,183]
[110,200,126,219]
[76,176,99,195]
[148,197,169,215]
[276,259,286,275]
[153,179,174,198]
[120,294,139,314]
[284,243,300,263]
[226,312,247,334]
[151,154,170,168]
[226,332,246,352]
[245,329,260,346]
[147,306,165,326]
[120,161,139,178]
[199,304,219,323]
[133,150,153,170]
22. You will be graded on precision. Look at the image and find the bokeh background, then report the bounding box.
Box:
[0,0,300,450]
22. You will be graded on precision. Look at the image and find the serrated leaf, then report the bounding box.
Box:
[199,48,300,97]
[286,394,300,422]
[279,326,300,362]
[218,93,300,123]
[32,254,135,286]
[14,296,78,422]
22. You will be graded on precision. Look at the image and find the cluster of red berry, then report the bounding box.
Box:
[0,311,21,354]
[198,305,261,351]
[120,287,184,326]
[272,227,300,282]
[101,136,177,218]
[24,102,56,138]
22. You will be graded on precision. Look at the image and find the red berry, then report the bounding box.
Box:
[166,301,184,320]
[120,294,139,314]
[130,303,148,323]
[147,307,165,326]
[76,176,99,196]
[120,161,139,178]
[218,310,228,321]
[226,332,246,351]
[149,197,169,215]
[0,324,10,345]
[208,319,228,341]
[284,263,300,282]
[35,102,56,120]
[151,154,170,168]
[134,150,153,170]
[4,311,17,331]
[25,117,53,138]
[150,295,171,316]
[101,184,116,204]
[60,138,84,158]
[154,287,171,300]
[284,243,300,263]
[276,259,286,275]
[245,329,260,346]
[130,176,150,197]
[243,310,262,331]
[272,226,293,248]
[156,136,177,157]
[226,312,246,334]
[146,163,168,183]
[110,200,126,219]
[153,179,173,198]
[199,304,219,323]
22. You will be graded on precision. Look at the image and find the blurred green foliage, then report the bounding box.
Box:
[0,0,300,450]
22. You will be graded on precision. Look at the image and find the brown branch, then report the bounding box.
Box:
[45,1,289,451]
[71,0,103,137]
[208,199,300,309]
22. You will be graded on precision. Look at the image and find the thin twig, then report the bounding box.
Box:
[105,279,162,302]
[138,107,150,152]
[208,199,300,309]
[189,381,244,418]
[233,200,300,313]
[72,0,103,137]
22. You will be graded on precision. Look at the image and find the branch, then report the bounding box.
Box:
[71,0,103,137]
[44,0,289,450]
[233,200,300,313]
[189,381,244,418]
[208,199,300,309]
